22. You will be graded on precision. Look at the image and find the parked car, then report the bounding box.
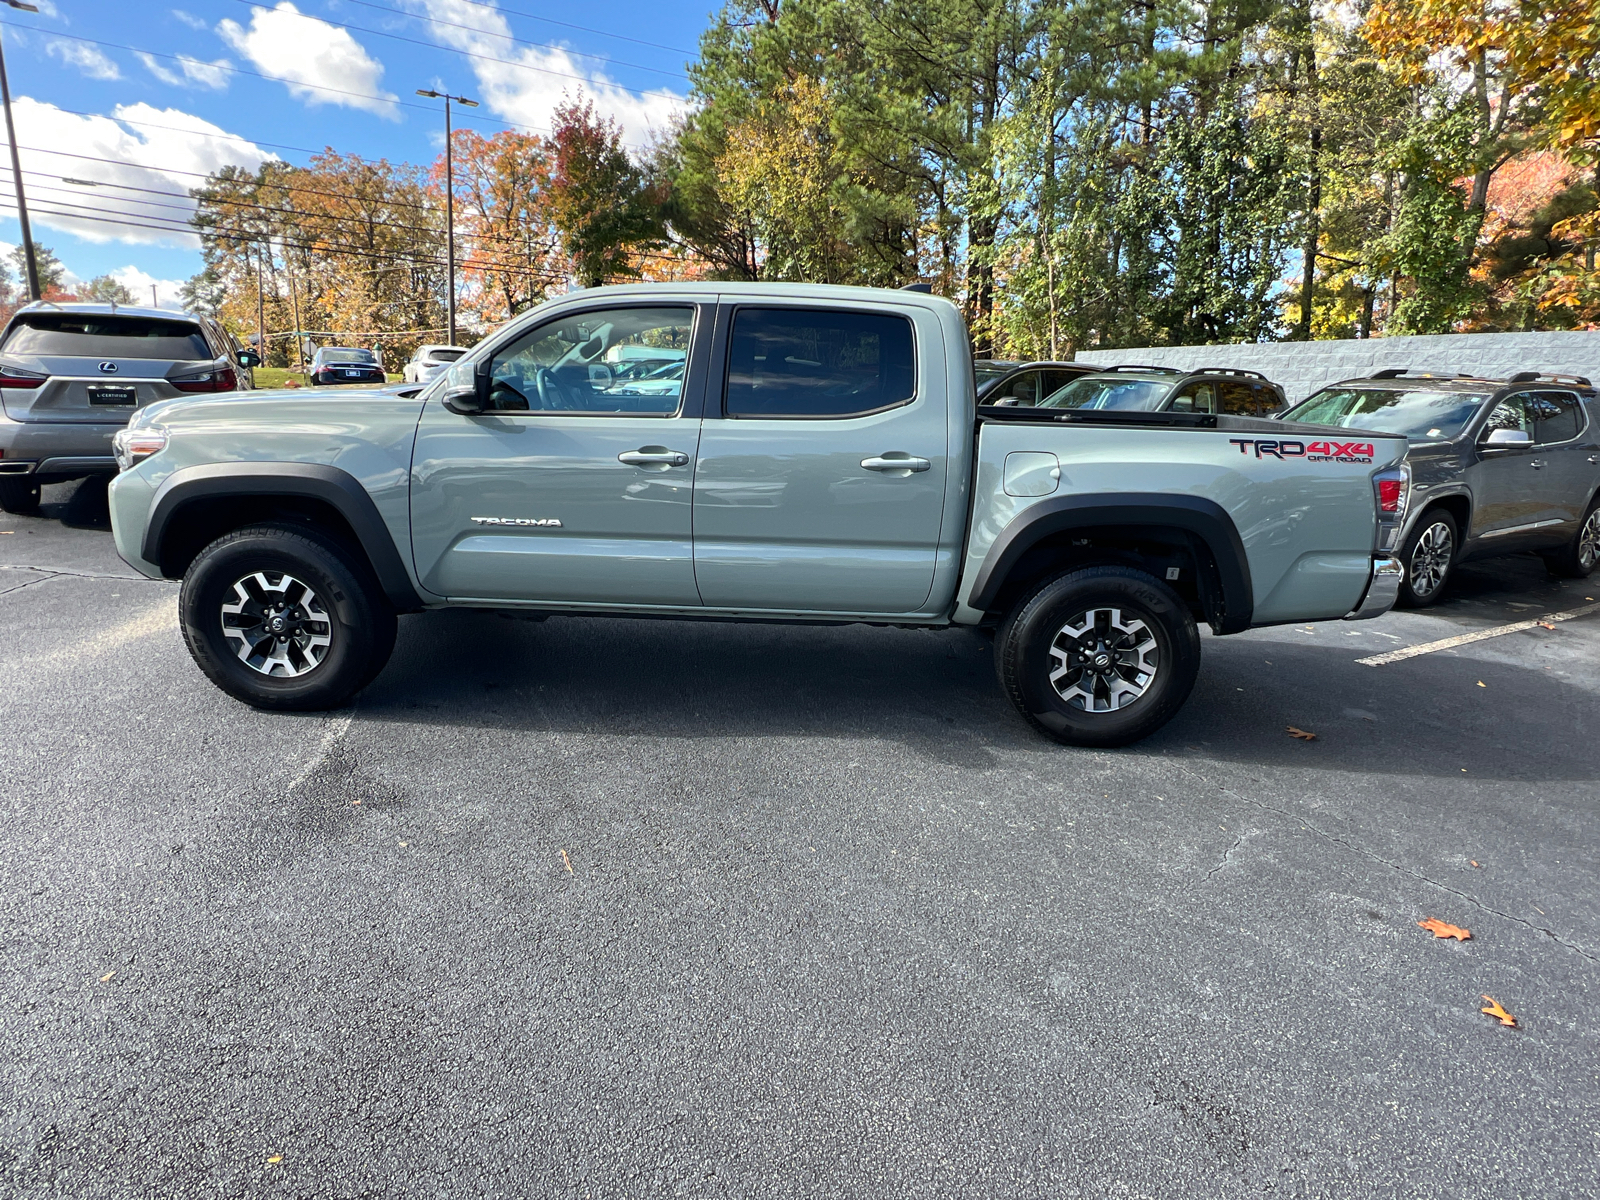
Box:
[977,361,1103,406]
[973,359,1020,392]
[308,347,386,386]
[0,302,259,515]
[1032,366,1288,416]
[403,344,469,384]
[108,283,1406,747]
[1279,369,1600,605]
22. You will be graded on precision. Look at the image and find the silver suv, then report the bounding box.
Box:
[0,303,258,515]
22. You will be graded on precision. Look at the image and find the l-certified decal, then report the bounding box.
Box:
[1229,438,1374,464]
[470,516,563,527]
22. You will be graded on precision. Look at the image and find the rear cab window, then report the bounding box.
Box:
[724,308,915,419]
[2,313,212,360]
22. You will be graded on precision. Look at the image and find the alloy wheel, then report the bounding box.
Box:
[1047,606,1160,713]
[1409,521,1454,597]
[220,570,333,677]
[1580,509,1600,570]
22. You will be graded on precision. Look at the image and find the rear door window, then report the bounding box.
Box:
[1531,391,1584,443]
[1219,380,1259,415]
[983,370,1043,407]
[1168,381,1218,413]
[724,307,915,419]
[1482,395,1535,437]
[1,313,212,360]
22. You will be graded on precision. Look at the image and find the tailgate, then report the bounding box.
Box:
[0,357,191,422]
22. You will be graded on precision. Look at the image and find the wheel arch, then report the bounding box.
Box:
[968,494,1254,634]
[144,463,425,612]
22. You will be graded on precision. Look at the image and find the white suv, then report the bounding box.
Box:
[403,344,469,383]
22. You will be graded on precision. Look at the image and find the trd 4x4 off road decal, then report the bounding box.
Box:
[1229,438,1374,464]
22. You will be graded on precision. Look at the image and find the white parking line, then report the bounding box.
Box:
[1357,600,1600,666]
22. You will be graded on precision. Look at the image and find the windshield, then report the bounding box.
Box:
[1284,387,1493,440]
[1037,376,1171,411]
[429,348,466,362]
[321,348,377,364]
[2,313,211,360]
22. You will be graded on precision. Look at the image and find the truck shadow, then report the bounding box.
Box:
[356,607,1597,783]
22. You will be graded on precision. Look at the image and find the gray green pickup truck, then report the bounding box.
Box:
[108,284,1408,746]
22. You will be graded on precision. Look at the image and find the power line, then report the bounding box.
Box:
[265,0,691,82]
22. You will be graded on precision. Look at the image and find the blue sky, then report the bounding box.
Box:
[0,0,714,305]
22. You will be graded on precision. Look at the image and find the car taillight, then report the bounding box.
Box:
[0,364,47,388]
[1371,464,1410,551]
[171,365,237,393]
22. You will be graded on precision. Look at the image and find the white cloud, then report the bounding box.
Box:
[108,266,190,309]
[171,8,208,30]
[46,40,121,81]
[136,52,184,87]
[406,0,687,149]
[0,98,269,248]
[217,2,399,119]
[139,51,232,90]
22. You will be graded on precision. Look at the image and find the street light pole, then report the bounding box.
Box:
[0,1,41,301]
[416,87,477,347]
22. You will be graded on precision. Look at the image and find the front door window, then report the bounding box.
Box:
[488,307,692,415]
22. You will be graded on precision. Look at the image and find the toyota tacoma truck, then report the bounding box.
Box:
[108,284,1408,747]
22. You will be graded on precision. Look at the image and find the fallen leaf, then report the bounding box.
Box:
[560,848,573,874]
[351,799,361,805]
[1470,860,1480,867]
[267,1155,283,1164]
[99,970,116,983]
[1480,996,1517,1027]
[1286,727,1317,740]
[1476,681,1486,688]
[1537,622,1556,630]
[1418,918,1471,941]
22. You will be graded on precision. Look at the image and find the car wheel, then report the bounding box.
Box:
[179,523,397,711]
[0,476,41,516]
[1398,511,1456,607]
[996,566,1201,748]
[1545,499,1600,579]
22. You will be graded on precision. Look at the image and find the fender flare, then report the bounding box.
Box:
[143,462,425,612]
[968,493,1254,633]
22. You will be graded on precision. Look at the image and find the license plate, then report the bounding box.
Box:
[88,386,136,405]
[344,370,361,377]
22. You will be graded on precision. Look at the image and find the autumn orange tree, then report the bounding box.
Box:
[448,129,566,325]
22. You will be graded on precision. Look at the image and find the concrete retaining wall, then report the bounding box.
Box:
[1072,331,1599,403]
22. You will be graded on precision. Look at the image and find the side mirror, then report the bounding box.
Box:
[443,379,486,415]
[1481,427,1532,449]
[237,349,262,368]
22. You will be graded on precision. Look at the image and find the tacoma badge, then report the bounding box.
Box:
[470,516,563,527]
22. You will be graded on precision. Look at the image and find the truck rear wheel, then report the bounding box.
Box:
[179,523,397,711]
[996,566,1201,748]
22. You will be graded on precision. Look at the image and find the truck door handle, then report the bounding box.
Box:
[1588,454,1598,464]
[861,453,931,474]
[619,448,690,467]
[1530,459,1545,470]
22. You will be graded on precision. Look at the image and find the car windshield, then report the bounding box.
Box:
[322,349,376,364]
[2,313,211,360]
[1283,386,1494,440]
[1037,376,1171,411]
[429,349,465,362]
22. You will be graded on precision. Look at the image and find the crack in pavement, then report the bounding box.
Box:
[0,574,60,598]
[1169,758,1599,964]
[1202,834,1245,883]
[0,563,171,583]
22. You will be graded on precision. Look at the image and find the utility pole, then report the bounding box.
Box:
[0,2,41,301]
[416,87,477,347]
[150,284,158,308]
[255,245,266,364]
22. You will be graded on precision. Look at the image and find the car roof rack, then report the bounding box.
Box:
[1368,368,1467,380]
[1507,371,1593,386]
[1097,363,1182,374]
[1190,367,1270,381]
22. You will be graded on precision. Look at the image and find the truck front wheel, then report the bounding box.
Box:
[179,523,397,711]
[996,566,1201,748]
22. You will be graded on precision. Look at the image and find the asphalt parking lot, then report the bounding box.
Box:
[3,480,1597,1199]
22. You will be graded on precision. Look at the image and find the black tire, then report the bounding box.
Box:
[1545,497,1600,579]
[1397,510,1457,608]
[179,523,397,711]
[0,476,41,516]
[996,566,1201,748]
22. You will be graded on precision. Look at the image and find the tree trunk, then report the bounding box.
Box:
[1296,13,1321,342]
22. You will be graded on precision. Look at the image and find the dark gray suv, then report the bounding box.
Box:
[0,303,259,515]
[1281,370,1600,605]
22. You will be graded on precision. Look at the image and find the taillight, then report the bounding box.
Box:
[0,364,47,388]
[171,365,237,393]
[1371,464,1410,551]
[1377,478,1403,513]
